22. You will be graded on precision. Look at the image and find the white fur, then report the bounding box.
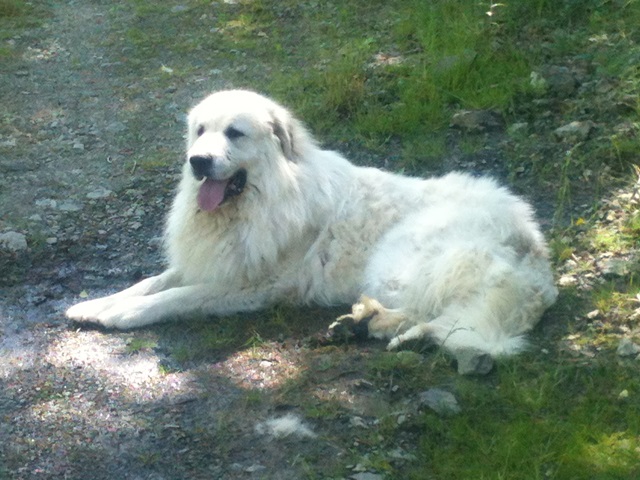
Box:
[255,414,316,439]
[66,90,558,357]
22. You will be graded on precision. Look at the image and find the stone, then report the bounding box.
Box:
[456,348,494,375]
[543,66,578,96]
[598,257,631,278]
[508,122,529,135]
[57,200,83,212]
[86,187,113,199]
[418,388,461,415]
[0,231,28,251]
[350,473,385,480]
[450,109,504,132]
[617,338,640,357]
[553,121,595,142]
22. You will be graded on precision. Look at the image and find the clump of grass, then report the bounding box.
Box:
[0,0,24,18]
[0,0,47,51]
[125,336,158,354]
[410,359,640,479]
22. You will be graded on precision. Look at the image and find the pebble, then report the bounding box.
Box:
[0,231,28,251]
[617,338,640,357]
[508,122,529,135]
[350,472,385,480]
[57,200,83,212]
[350,416,368,428]
[456,348,494,375]
[87,187,113,199]
[450,109,504,132]
[418,388,461,415]
[553,120,595,142]
[598,257,631,278]
[35,198,58,209]
[542,66,578,96]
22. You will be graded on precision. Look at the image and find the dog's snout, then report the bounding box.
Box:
[189,155,214,179]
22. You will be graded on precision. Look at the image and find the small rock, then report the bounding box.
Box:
[585,309,600,320]
[350,473,385,480]
[350,416,368,428]
[86,187,113,199]
[508,122,529,135]
[598,257,631,278]
[617,338,640,357]
[558,274,578,287]
[553,120,595,142]
[57,200,83,212]
[244,464,266,473]
[106,121,127,133]
[418,388,461,415]
[542,65,578,96]
[529,71,547,92]
[456,348,494,375]
[450,109,504,132]
[35,198,57,209]
[388,447,417,461]
[0,231,28,251]
[72,141,85,151]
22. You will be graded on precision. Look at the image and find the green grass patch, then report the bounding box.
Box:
[410,358,640,479]
[0,0,50,51]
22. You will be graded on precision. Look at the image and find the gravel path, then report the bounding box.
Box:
[0,4,409,478]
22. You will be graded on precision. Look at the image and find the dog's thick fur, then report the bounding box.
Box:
[66,90,558,356]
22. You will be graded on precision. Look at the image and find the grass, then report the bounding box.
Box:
[0,0,49,49]
[412,358,640,478]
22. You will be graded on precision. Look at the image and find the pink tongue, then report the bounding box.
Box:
[197,178,227,211]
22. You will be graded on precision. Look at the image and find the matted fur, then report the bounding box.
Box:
[66,90,558,356]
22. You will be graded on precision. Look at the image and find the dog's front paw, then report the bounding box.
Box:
[66,298,113,323]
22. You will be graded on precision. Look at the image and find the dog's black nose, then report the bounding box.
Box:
[189,155,214,179]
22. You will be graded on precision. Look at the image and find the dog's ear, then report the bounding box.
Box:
[270,115,295,161]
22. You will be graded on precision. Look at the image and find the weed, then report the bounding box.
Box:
[125,335,158,354]
[410,359,640,479]
[0,0,24,18]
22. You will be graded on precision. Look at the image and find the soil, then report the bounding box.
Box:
[0,2,634,479]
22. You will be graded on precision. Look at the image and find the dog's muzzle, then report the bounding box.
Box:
[189,155,215,180]
[188,155,247,211]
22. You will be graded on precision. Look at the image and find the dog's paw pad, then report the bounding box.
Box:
[328,314,356,340]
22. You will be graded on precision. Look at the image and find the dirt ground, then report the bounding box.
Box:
[1,2,634,479]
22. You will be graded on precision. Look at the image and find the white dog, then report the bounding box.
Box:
[66,90,558,356]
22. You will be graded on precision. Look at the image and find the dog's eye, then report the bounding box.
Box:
[224,126,245,140]
[196,125,205,137]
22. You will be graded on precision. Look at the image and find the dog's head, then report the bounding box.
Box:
[185,90,310,212]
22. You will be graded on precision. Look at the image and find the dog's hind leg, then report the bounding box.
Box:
[329,295,413,342]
